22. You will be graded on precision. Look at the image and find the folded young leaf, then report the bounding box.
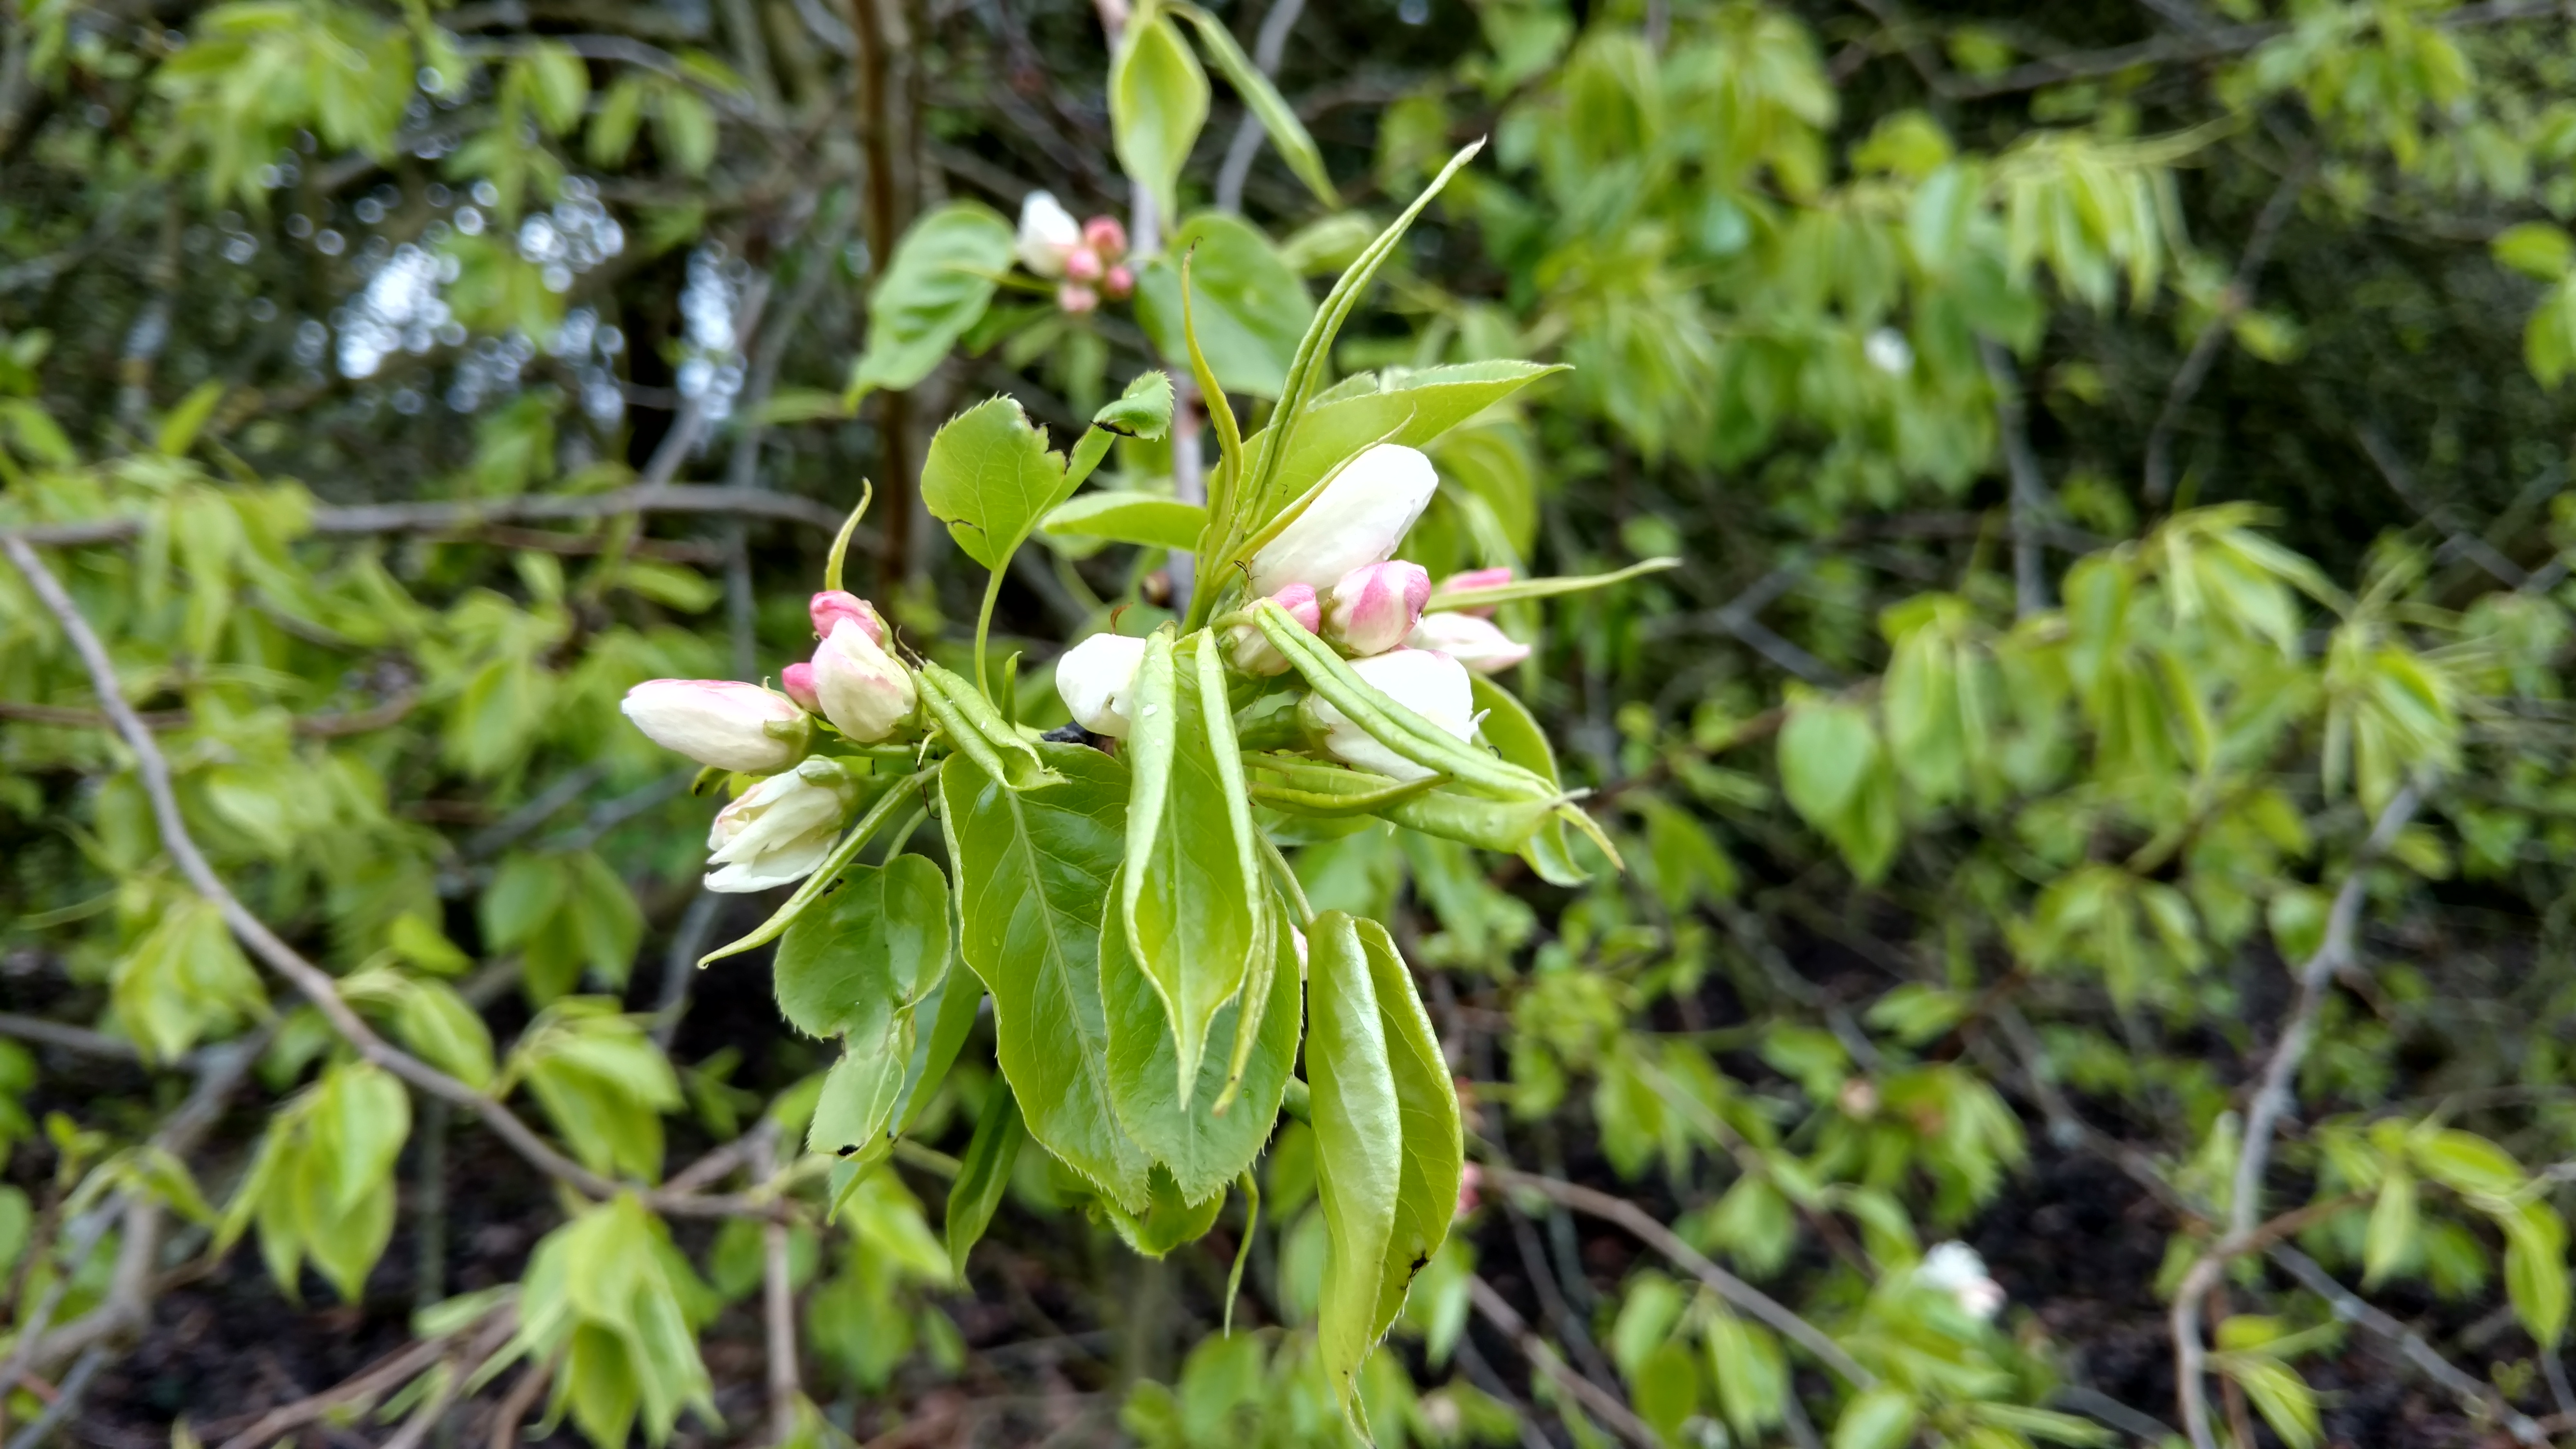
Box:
[944,1082,1025,1272]
[1120,632,1262,1100]
[938,744,1153,1212]
[1354,918,1462,1336]
[807,1011,916,1160]
[1306,909,1402,1425]
[1253,602,1555,801]
[918,662,1061,790]
[1422,556,1680,613]
[1105,879,1302,1203]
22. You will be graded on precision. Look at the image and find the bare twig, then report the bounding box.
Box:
[1483,1167,1877,1390]
[485,1352,557,1449]
[756,1124,802,1444]
[1981,339,2050,618]
[2,482,853,549]
[0,1013,144,1062]
[2356,426,2529,587]
[3,536,778,1223]
[2266,1246,2545,1445]
[1467,1275,1661,1449]
[1213,0,1308,214]
[2144,164,2308,505]
[0,1344,106,1449]
[210,1323,478,1449]
[2170,783,2422,1449]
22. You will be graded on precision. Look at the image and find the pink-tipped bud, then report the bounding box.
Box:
[1437,565,1515,617]
[779,662,821,714]
[1102,264,1134,300]
[810,620,917,743]
[1064,246,1104,283]
[1325,561,1432,657]
[1059,282,1100,315]
[1082,215,1127,260]
[808,590,886,644]
[1227,583,1321,676]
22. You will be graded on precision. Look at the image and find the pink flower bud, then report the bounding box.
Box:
[1406,611,1532,673]
[810,619,917,743]
[1059,282,1100,315]
[1325,560,1432,657]
[779,662,820,714]
[1437,565,1514,617]
[808,590,886,644]
[1102,264,1134,300]
[705,759,857,892]
[620,679,809,774]
[1064,246,1104,283]
[1083,215,1127,260]
[1226,583,1320,675]
[1455,1162,1483,1221]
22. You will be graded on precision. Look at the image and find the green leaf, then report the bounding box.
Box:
[1306,910,1401,1424]
[519,42,590,135]
[156,380,225,457]
[1777,698,1899,882]
[1135,213,1314,398]
[1104,883,1302,1203]
[1043,491,1210,550]
[1468,674,1593,885]
[808,1017,914,1162]
[1354,917,1462,1338]
[773,855,952,1040]
[1119,633,1262,1098]
[2495,222,2576,281]
[1703,1312,1787,1436]
[1421,556,1680,614]
[1962,1404,2115,1447]
[849,203,1017,400]
[2362,1168,2417,1288]
[919,395,1074,571]
[653,87,717,174]
[1109,7,1210,225]
[1097,1164,1229,1258]
[1236,360,1564,542]
[2221,1356,2320,1449]
[937,744,1151,1212]
[2501,1199,2570,1349]
[917,663,1060,790]
[2411,1128,2526,1198]
[1167,2,1337,206]
[944,1084,1025,1272]
[1830,1386,1919,1449]
[393,979,498,1091]
[1094,369,1176,439]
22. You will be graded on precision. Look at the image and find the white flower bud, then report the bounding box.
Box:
[1248,444,1440,596]
[1016,190,1081,278]
[1407,611,1533,673]
[705,760,856,893]
[1325,561,1432,657]
[1228,584,1320,676]
[810,619,916,743]
[620,679,808,774]
[1055,632,1149,736]
[1301,647,1474,781]
[1917,1241,2004,1320]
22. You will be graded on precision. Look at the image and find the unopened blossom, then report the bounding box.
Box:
[1064,246,1104,283]
[1057,632,1150,736]
[1436,565,1514,617]
[1407,611,1531,673]
[1302,646,1475,781]
[1248,443,1440,597]
[620,679,808,774]
[1102,264,1135,300]
[808,590,886,644]
[1455,1161,1483,1220]
[779,662,821,715]
[1865,326,1914,377]
[1326,561,1432,657]
[1016,190,1081,277]
[1058,282,1100,315]
[1917,1242,2005,1321]
[1228,583,1320,676]
[1082,215,1127,260]
[810,619,916,742]
[705,760,857,892]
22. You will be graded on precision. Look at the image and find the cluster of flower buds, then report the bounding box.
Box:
[1017,192,1133,316]
[619,589,917,893]
[1054,443,1535,778]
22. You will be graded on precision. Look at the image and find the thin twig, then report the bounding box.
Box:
[756,1124,802,1444]
[1467,1275,1661,1449]
[1482,1167,1878,1390]
[1944,0,2559,99]
[0,1344,106,1449]
[3,536,776,1223]
[2170,784,2422,1449]
[485,1352,557,1449]
[210,1325,475,1449]
[2,483,853,549]
[2266,1245,2545,1445]
[2143,162,2308,505]
[1981,339,2050,618]
[1213,0,1307,214]
[2356,426,2529,587]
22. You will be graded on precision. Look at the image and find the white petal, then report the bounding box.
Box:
[1248,444,1439,595]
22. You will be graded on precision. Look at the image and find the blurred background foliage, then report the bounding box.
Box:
[7,0,2576,1446]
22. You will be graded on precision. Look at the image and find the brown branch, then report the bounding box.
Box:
[1481,1167,1877,1390]
[1,483,852,549]
[485,1352,558,1449]
[2,535,784,1223]
[1467,1275,1661,1449]
[0,690,417,738]
[209,1309,509,1449]
[756,1124,803,1444]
